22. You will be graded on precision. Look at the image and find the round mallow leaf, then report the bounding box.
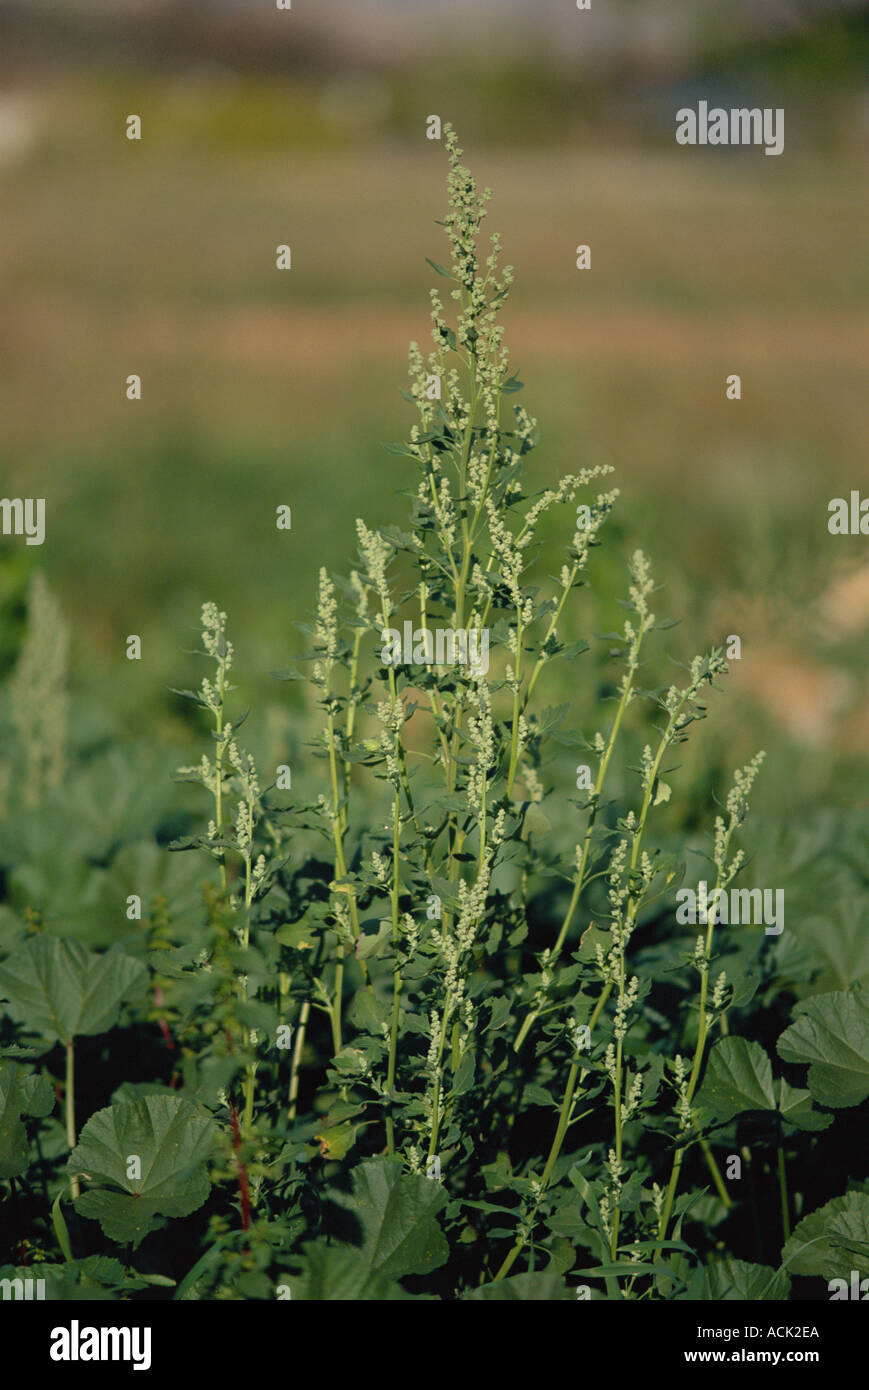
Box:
[0,936,147,1046]
[783,1192,869,1282]
[70,1095,216,1248]
[777,989,869,1109]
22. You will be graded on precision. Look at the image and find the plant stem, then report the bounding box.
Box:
[229,1103,251,1233]
[214,661,228,895]
[329,979,343,1057]
[505,607,524,797]
[65,1040,79,1200]
[325,670,366,1040]
[513,648,641,1052]
[777,1140,791,1242]
[240,835,258,1128]
[508,696,678,1265]
[658,872,725,1242]
[288,999,310,1121]
[428,992,455,1162]
[494,985,613,1281]
[542,1060,580,1191]
[385,789,402,1155]
[699,1137,733,1208]
[340,628,363,832]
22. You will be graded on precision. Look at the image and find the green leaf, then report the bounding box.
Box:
[0,1258,132,1301]
[575,1260,682,1282]
[275,921,317,950]
[335,1157,448,1280]
[1,745,178,873]
[51,1191,73,1262]
[486,996,512,1033]
[314,1121,358,1161]
[653,779,672,806]
[70,1095,216,1248]
[269,666,305,682]
[728,965,762,1008]
[425,257,454,279]
[782,1193,869,1281]
[382,441,418,458]
[577,923,610,962]
[524,1082,557,1108]
[0,937,147,1046]
[777,989,869,1108]
[287,1241,415,1300]
[347,989,392,1034]
[522,803,552,837]
[695,1037,775,1121]
[695,1037,830,1132]
[546,1199,592,1240]
[700,1258,791,1300]
[550,640,590,663]
[740,817,869,990]
[174,1243,223,1301]
[355,921,392,961]
[451,1048,475,1097]
[0,1060,54,1179]
[775,1079,833,1132]
[464,1271,571,1300]
[797,897,869,992]
[330,1047,368,1077]
[500,373,524,395]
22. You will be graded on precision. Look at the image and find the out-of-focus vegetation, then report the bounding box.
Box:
[0,0,867,823]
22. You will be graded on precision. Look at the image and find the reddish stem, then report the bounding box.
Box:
[229,1103,251,1232]
[154,987,175,1050]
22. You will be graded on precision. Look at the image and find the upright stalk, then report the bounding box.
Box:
[385,786,402,1155]
[657,753,766,1241]
[287,999,310,1121]
[65,1040,79,1200]
[777,1136,791,1242]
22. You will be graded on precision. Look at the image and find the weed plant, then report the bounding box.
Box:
[0,129,866,1302]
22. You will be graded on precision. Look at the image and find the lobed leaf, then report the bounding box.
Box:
[70,1095,216,1248]
[0,937,147,1046]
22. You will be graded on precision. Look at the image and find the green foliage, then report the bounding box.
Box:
[0,130,865,1302]
[465,1271,572,1300]
[0,1256,175,1301]
[699,1259,791,1301]
[70,1096,216,1248]
[697,1038,779,1122]
[783,1193,869,1281]
[287,1242,415,1302]
[0,938,147,1047]
[777,990,869,1108]
[7,572,69,810]
[697,1037,830,1133]
[330,1158,449,1280]
[0,1059,54,1179]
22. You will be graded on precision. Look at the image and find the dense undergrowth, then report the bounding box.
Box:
[0,129,867,1301]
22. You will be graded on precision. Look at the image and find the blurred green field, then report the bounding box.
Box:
[1,73,867,821]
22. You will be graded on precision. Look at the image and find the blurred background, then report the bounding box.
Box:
[0,0,868,822]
